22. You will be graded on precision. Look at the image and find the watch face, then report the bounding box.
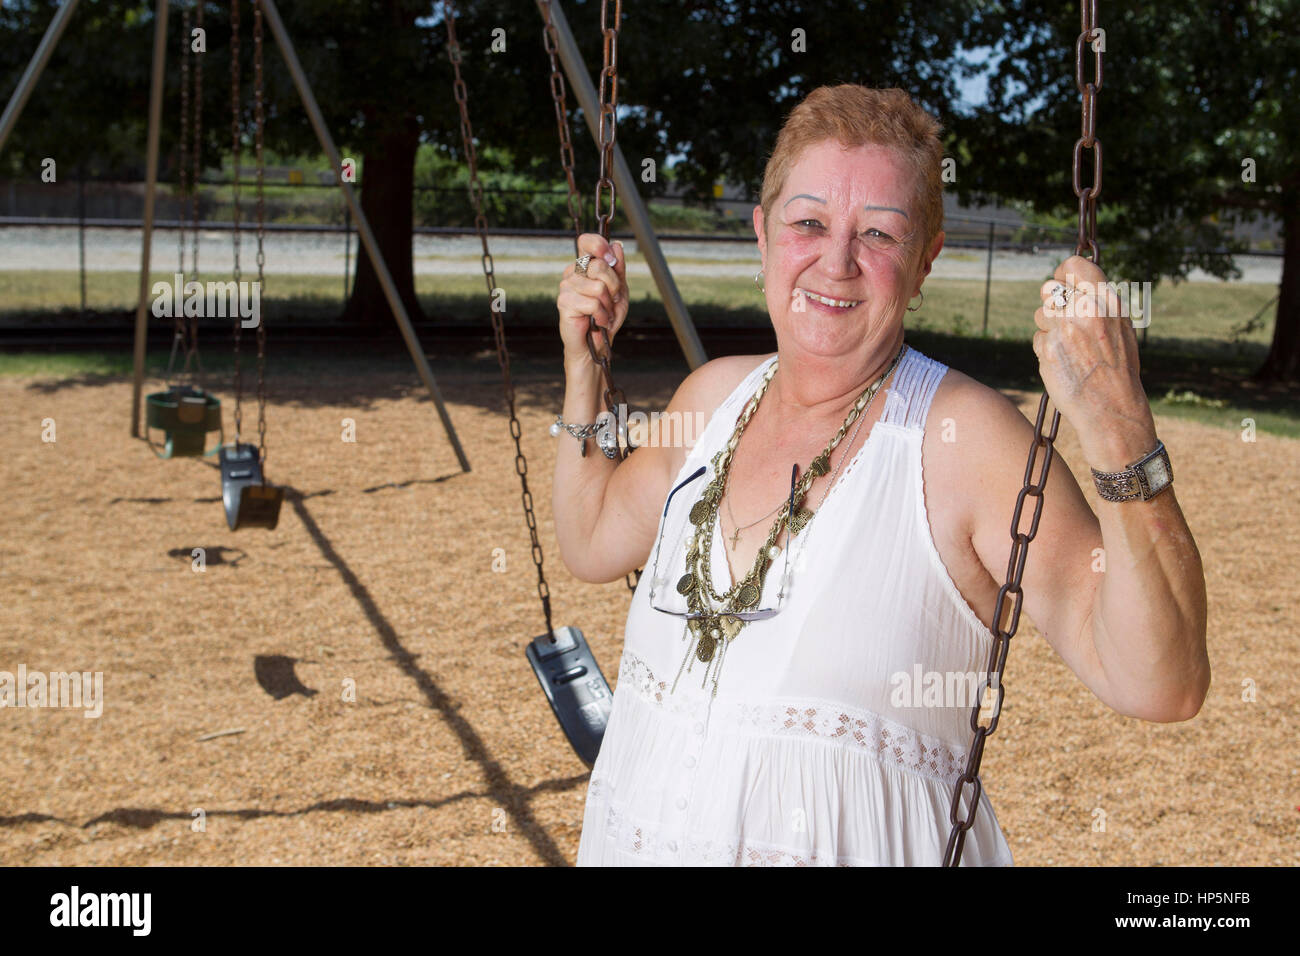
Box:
[1142,455,1171,490]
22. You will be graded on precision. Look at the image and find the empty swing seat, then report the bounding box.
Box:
[525,626,614,767]
[218,442,284,531]
[145,385,222,458]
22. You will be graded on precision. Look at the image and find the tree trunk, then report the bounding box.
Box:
[1254,204,1299,384]
[342,117,423,333]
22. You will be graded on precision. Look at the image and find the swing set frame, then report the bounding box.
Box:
[0,0,472,471]
[2,0,1106,868]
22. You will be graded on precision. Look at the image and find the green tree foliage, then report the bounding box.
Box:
[2,1,1294,380]
[955,0,1299,381]
[0,0,157,178]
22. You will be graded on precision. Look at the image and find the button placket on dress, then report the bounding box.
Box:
[662,681,716,861]
[666,481,793,863]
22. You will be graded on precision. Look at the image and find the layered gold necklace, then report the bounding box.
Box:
[671,343,908,697]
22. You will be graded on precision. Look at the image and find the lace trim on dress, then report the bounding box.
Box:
[589,774,861,866]
[734,702,964,783]
[617,650,965,784]
[619,646,711,722]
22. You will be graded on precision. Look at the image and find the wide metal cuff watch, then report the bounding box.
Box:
[1090,439,1173,502]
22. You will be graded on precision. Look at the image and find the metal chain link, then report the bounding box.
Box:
[190,0,203,293]
[444,0,556,639]
[593,0,641,592]
[942,0,1103,867]
[230,0,243,442]
[186,0,205,382]
[539,0,639,594]
[1073,0,1103,263]
[583,0,628,445]
[253,0,267,467]
[538,0,585,253]
[172,3,191,386]
[593,0,620,240]
[179,4,190,280]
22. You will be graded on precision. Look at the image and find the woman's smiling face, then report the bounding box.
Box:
[755,140,941,362]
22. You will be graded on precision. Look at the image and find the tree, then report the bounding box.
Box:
[951,0,1299,384]
[244,0,985,331]
[0,1,155,179]
[268,0,634,331]
[606,0,982,204]
[7,0,1291,381]
[2,0,986,331]
[0,0,578,331]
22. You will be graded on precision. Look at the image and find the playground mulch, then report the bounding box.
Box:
[0,351,1296,866]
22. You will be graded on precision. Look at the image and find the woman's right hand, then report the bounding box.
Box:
[557,233,628,368]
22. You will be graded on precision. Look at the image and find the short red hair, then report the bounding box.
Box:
[760,85,945,250]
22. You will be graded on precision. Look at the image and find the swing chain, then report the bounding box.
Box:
[179,4,190,280]
[942,0,1102,868]
[444,0,556,639]
[540,0,639,594]
[171,3,192,387]
[254,0,268,467]
[582,0,631,460]
[230,0,243,443]
[538,0,585,251]
[1072,0,1103,263]
[184,0,205,383]
[593,0,620,239]
[190,0,204,295]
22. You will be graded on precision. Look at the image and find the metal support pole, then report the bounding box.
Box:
[343,203,351,304]
[260,0,470,472]
[130,0,169,437]
[0,0,83,155]
[540,0,708,370]
[982,220,994,337]
[78,165,87,315]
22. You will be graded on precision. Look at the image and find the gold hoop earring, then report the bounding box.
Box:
[906,290,924,312]
[754,269,765,293]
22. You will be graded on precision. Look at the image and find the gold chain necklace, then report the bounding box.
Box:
[671,343,908,697]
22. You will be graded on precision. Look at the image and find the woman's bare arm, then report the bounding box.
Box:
[553,355,728,583]
[959,256,1210,722]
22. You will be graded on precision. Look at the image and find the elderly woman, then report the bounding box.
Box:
[551,84,1209,866]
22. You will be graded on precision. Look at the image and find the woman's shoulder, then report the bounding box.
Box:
[654,353,775,478]
[925,362,1026,428]
[920,360,1041,527]
[677,352,777,423]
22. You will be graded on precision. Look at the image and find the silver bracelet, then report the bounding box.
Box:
[550,414,619,459]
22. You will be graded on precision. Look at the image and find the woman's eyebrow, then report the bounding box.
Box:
[782,194,910,220]
[864,204,909,219]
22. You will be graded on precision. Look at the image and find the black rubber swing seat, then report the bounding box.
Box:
[525,626,614,767]
[218,442,284,531]
[145,385,223,458]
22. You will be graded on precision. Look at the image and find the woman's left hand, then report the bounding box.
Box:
[1033,255,1159,470]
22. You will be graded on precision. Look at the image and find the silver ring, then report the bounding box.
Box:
[1050,285,1074,309]
[575,254,593,276]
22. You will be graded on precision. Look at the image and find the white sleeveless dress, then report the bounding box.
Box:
[575,345,1015,866]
